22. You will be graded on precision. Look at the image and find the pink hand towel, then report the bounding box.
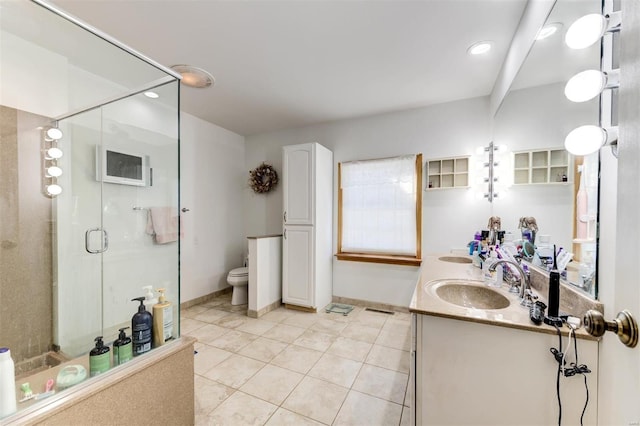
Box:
[146,207,181,244]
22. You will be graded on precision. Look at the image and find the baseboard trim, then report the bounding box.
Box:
[180,287,232,310]
[331,296,410,314]
[247,300,282,318]
[284,303,317,313]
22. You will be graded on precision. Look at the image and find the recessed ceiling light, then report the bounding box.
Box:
[144,91,159,99]
[537,22,563,40]
[467,41,492,55]
[170,64,215,88]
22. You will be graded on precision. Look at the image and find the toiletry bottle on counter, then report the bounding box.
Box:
[142,285,158,312]
[153,288,173,347]
[89,336,111,377]
[0,347,16,418]
[113,327,133,365]
[131,297,153,356]
[482,249,502,287]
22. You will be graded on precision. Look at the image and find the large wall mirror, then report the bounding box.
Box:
[492,0,603,298]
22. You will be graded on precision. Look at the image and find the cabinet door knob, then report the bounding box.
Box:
[283,211,287,223]
[584,309,638,348]
[181,208,190,213]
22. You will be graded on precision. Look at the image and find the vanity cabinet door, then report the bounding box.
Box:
[282,226,314,307]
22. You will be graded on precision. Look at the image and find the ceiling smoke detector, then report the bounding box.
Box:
[170,65,215,88]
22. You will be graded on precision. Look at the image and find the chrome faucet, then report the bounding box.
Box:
[489,259,534,307]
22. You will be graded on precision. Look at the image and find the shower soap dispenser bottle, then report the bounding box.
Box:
[142,285,158,312]
[0,347,17,418]
[89,336,110,377]
[131,297,153,356]
[153,288,173,347]
[113,327,133,365]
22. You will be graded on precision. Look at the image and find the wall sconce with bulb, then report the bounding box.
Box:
[564,7,621,158]
[42,125,64,197]
[478,141,503,202]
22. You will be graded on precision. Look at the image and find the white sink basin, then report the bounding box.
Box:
[426,279,510,310]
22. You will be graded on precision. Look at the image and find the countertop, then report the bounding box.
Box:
[409,254,599,341]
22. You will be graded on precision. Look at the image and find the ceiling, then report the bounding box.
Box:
[51,0,528,136]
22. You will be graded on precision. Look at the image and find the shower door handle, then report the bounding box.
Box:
[85,228,109,254]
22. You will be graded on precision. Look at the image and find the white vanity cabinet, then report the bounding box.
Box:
[282,143,333,310]
[412,313,599,426]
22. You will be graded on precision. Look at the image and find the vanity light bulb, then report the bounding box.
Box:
[46,166,63,177]
[565,70,607,102]
[46,147,63,159]
[46,127,63,140]
[46,184,62,196]
[564,125,607,156]
[565,14,607,49]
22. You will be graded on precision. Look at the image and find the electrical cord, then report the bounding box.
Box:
[551,324,563,426]
[549,320,591,426]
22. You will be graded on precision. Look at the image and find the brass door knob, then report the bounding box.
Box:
[583,309,638,348]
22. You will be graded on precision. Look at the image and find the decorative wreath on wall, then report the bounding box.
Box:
[249,162,279,194]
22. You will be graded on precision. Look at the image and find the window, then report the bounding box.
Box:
[337,154,422,266]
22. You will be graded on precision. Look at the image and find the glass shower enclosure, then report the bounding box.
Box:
[0,0,181,396]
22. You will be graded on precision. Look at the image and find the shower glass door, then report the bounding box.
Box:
[54,80,180,358]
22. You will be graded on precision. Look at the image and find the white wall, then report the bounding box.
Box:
[245,97,492,307]
[180,113,246,302]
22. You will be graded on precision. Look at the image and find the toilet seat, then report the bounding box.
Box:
[228,267,248,278]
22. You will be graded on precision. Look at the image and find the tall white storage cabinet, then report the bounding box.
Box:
[282,143,333,310]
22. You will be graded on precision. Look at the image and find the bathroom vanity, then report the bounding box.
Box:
[409,255,601,426]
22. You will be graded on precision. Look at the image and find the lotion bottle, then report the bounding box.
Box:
[89,336,110,377]
[0,347,16,418]
[131,297,153,356]
[153,288,173,347]
[113,327,133,365]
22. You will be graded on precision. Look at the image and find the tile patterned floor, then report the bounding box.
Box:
[184,293,411,426]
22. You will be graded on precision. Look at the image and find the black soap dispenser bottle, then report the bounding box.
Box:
[113,327,133,365]
[89,336,110,377]
[131,297,153,356]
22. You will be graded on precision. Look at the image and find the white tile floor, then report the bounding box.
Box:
[184,294,411,426]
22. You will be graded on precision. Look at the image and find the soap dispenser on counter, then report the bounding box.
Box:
[153,288,173,347]
[113,327,133,365]
[89,336,110,377]
[131,297,153,356]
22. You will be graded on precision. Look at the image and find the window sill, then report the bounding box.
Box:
[335,253,422,267]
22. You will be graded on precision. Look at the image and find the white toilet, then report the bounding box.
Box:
[227,258,249,305]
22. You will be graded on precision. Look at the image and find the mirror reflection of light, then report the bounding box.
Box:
[46,147,63,159]
[46,127,63,140]
[46,184,62,196]
[46,166,63,177]
[536,22,562,40]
